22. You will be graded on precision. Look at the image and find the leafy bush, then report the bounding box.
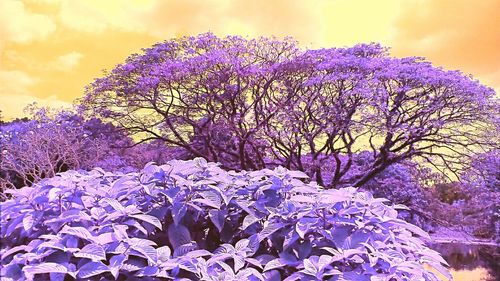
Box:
[0,159,451,280]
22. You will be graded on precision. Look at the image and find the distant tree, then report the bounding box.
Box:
[81,33,498,188]
[0,112,106,192]
[463,149,500,192]
[462,149,500,239]
[0,107,179,196]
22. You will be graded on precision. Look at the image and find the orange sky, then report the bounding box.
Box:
[1,0,499,120]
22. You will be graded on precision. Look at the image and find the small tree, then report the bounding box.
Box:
[0,115,106,192]
[0,107,160,196]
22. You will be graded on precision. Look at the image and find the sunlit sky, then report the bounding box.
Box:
[1,0,499,120]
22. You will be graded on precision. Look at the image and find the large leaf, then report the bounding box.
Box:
[389,219,430,239]
[258,222,285,242]
[113,224,129,241]
[171,201,187,225]
[109,254,126,268]
[73,244,106,261]
[109,254,126,279]
[77,261,109,278]
[209,209,226,232]
[130,214,163,230]
[263,258,287,272]
[173,242,198,257]
[295,218,318,239]
[136,266,159,277]
[157,246,171,262]
[59,225,94,241]
[124,218,148,235]
[94,232,116,245]
[129,238,158,263]
[168,223,191,249]
[102,198,126,214]
[23,263,68,275]
[195,190,222,209]
[242,214,259,230]
[22,214,34,231]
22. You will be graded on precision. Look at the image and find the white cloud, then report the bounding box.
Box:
[0,1,56,44]
[53,52,84,71]
[0,70,38,95]
[0,94,72,120]
[3,51,84,71]
[0,70,71,120]
[58,0,154,33]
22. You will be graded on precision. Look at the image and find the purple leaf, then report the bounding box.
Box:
[73,244,106,261]
[263,258,287,272]
[109,254,126,268]
[77,261,109,278]
[173,242,198,257]
[171,201,187,225]
[167,223,191,249]
[157,246,171,261]
[102,198,126,214]
[130,214,163,230]
[241,214,259,230]
[22,214,34,231]
[209,209,226,232]
[258,222,285,242]
[23,262,68,276]
[129,238,158,263]
[60,225,94,241]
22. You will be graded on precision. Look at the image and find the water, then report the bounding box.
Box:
[430,243,500,281]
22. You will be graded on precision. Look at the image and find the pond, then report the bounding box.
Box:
[430,243,500,281]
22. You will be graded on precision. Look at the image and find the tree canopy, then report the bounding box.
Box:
[81,33,499,188]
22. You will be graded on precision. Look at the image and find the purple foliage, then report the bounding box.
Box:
[82,33,498,188]
[1,159,451,280]
[463,149,500,192]
[0,109,183,194]
[461,149,500,240]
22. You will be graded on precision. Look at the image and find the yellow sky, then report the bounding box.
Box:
[1,0,499,120]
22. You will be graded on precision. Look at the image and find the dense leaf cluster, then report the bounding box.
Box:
[1,159,450,280]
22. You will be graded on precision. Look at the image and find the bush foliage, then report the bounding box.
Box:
[1,159,450,280]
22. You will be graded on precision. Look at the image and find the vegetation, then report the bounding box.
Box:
[0,159,451,280]
[81,33,497,188]
[1,33,499,280]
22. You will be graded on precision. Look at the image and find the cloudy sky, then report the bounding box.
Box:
[1,0,499,120]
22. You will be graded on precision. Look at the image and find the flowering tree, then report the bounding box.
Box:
[82,33,498,188]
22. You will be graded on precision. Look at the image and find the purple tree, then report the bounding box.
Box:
[81,33,498,188]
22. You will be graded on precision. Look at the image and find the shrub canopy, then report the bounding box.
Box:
[1,159,450,280]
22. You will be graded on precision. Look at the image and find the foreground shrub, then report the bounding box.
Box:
[0,159,451,280]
